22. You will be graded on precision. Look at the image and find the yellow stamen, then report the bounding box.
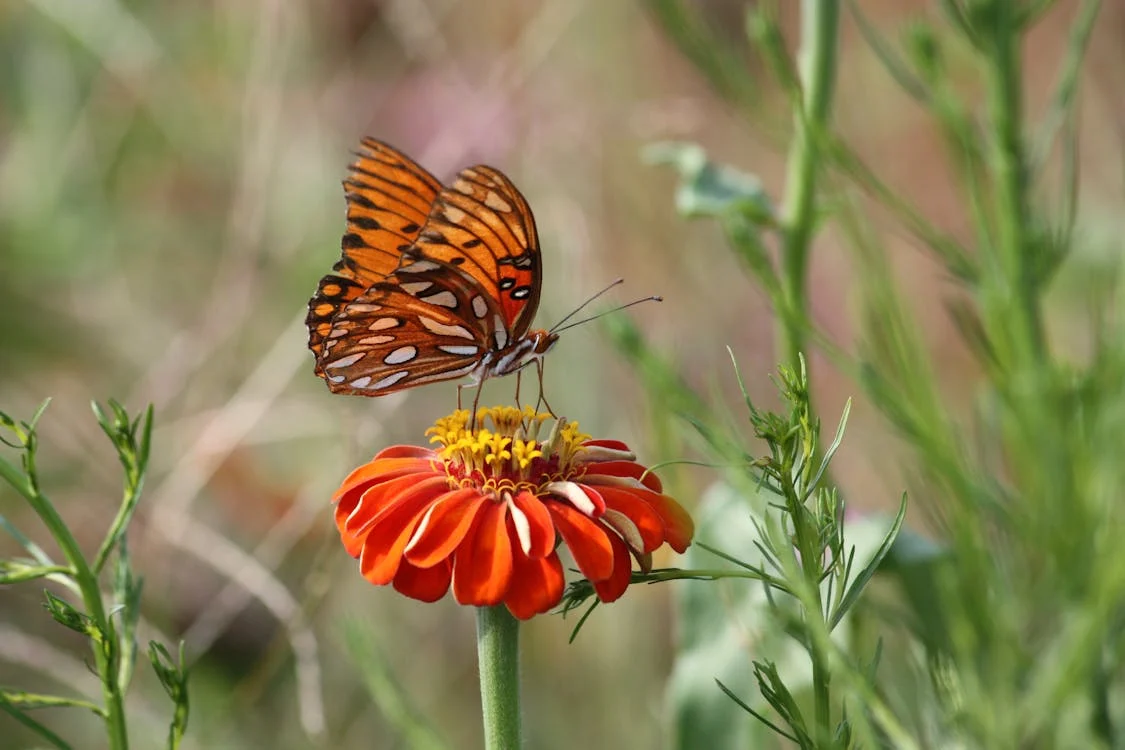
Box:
[427,406,590,484]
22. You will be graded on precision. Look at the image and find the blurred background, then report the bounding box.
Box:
[1,1,1123,747]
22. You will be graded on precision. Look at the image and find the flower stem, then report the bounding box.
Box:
[476,605,521,750]
[778,0,840,370]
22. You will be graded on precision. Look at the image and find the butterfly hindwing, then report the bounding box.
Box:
[318,260,508,396]
[307,139,443,364]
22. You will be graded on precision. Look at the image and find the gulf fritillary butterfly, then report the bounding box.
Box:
[306,138,558,401]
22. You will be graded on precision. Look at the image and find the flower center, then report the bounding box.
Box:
[425,406,591,495]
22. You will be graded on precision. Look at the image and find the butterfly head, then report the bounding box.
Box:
[486,328,559,379]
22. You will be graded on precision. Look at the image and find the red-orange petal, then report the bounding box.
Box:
[343,473,445,537]
[582,460,663,493]
[510,490,556,558]
[393,559,452,602]
[633,489,695,552]
[452,501,513,606]
[592,529,633,603]
[403,488,487,568]
[331,456,437,505]
[337,471,431,541]
[583,439,631,452]
[505,551,564,620]
[547,502,614,582]
[374,445,438,461]
[593,485,666,552]
[356,476,450,584]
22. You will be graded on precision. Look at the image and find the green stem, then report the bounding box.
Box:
[476,606,521,750]
[784,473,833,744]
[778,5,839,734]
[16,481,129,748]
[985,2,1043,372]
[778,0,840,369]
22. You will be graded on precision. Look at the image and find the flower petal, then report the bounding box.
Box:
[581,460,663,493]
[331,455,438,505]
[510,490,555,558]
[593,485,667,553]
[336,470,445,550]
[393,559,452,602]
[375,445,439,460]
[598,485,694,553]
[452,501,513,606]
[355,476,450,584]
[592,529,633,603]
[403,488,487,568]
[634,490,695,553]
[504,551,564,620]
[544,481,602,516]
[547,502,614,582]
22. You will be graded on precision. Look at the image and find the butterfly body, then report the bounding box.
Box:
[307,139,554,398]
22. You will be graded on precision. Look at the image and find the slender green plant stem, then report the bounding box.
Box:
[778,0,840,370]
[783,473,833,744]
[984,4,1043,372]
[778,3,839,737]
[20,486,129,749]
[476,606,521,750]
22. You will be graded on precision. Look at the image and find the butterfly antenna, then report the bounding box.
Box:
[549,278,625,333]
[551,295,663,334]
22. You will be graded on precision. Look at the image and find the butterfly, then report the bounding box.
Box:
[306,138,559,405]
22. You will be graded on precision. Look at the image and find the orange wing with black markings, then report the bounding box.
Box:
[410,165,542,337]
[306,138,442,367]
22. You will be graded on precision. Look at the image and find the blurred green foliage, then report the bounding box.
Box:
[4,0,1125,748]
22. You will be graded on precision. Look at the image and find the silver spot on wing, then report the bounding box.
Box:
[371,371,410,390]
[358,335,395,345]
[400,280,433,294]
[383,346,418,365]
[397,260,441,273]
[368,317,401,331]
[437,345,480,356]
[418,316,475,340]
[422,290,458,309]
[326,352,365,369]
[471,295,489,319]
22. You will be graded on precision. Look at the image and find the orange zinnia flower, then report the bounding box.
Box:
[332,407,694,619]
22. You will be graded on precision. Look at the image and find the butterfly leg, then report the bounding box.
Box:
[534,360,557,417]
[514,370,524,410]
[470,379,484,430]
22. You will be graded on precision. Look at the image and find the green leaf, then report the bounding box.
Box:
[42,591,97,637]
[114,546,143,692]
[0,689,102,715]
[829,495,908,630]
[805,398,851,503]
[149,641,190,749]
[0,691,73,750]
[644,141,776,223]
[0,560,70,584]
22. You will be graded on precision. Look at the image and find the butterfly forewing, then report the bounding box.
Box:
[307,139,442,366]
[408,165,542,338]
